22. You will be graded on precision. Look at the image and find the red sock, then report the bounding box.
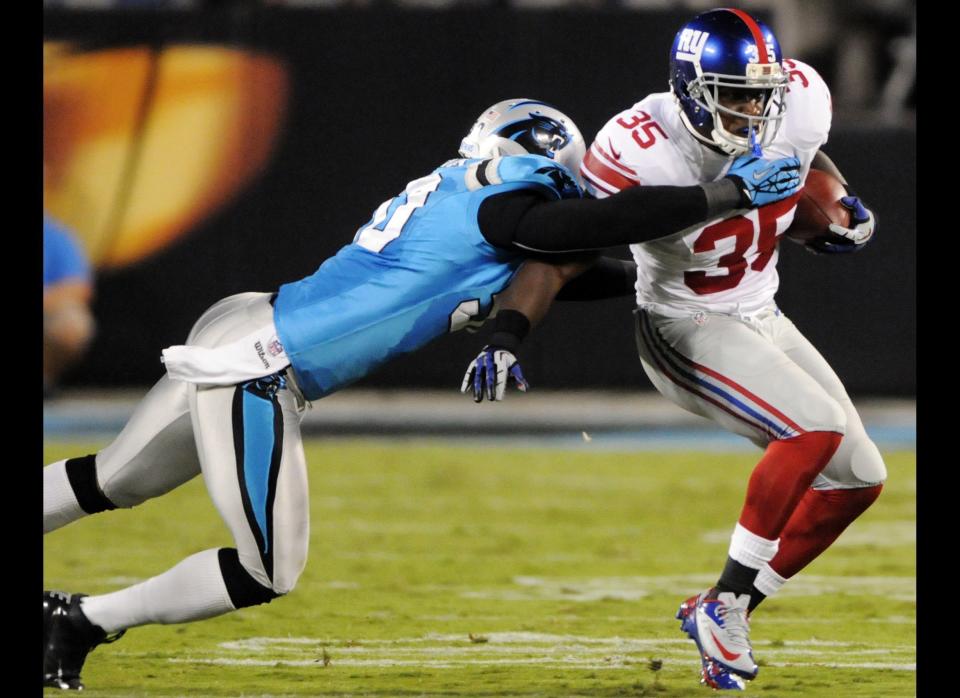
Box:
[767,485,883,578]
[738,431,843,539]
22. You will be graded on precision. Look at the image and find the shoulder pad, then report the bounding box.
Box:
[782,58,832,149]
[440,157,471,169]
[465,154,582,199]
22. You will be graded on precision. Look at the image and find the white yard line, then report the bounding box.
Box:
[157,633,914,673]
[170,655,916,671]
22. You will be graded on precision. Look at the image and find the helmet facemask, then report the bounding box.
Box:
[669,8,790,157]
[684,64,788,155]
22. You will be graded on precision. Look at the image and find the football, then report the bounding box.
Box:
[784,168,851,244]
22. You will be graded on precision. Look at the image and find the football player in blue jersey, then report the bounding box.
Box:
[42,98,801,690]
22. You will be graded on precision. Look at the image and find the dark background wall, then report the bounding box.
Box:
[44,7,916,396]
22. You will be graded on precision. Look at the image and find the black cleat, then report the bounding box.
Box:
[43,591,124,690]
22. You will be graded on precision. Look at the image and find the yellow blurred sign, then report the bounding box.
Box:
[44,42,289,269]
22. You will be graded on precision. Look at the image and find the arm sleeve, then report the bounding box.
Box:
[478,181,739,253]
[554,257,637,301]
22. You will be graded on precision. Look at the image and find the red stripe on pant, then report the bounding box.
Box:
[638,311,782,437]
[738,431,843,539]
[768,485,884,579]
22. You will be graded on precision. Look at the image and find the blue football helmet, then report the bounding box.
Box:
[459,99,586,185]
[669,8,788,156]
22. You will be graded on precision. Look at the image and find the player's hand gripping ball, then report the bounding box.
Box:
[785,169,876,254]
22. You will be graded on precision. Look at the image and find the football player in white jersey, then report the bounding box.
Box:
[582,8,883,690]
[466,8,883,692]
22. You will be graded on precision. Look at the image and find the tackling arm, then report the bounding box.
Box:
[554,256,637,301]
[477,155,801,254]
[461,255,611,402]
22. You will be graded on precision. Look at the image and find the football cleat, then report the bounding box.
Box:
[677,588,758,686]
[43,590,125,690]
[701,656,747,691]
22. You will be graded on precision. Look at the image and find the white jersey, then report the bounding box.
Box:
[581,59,832,318]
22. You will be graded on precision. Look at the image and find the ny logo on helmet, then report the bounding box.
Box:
[675,29,709,62]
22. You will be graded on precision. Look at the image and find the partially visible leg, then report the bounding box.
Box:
[81,374,309,632]
[635,308,849,572]
[44,292,301,690]
[750,316,887,608]
[44,292,279,535]
[43,375,200,533]
[44,373,308,691]
[634,308,847,684]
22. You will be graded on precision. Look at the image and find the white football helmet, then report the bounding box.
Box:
[458,99,586,184]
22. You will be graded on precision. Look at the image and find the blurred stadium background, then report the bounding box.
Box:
[43,0,915,410]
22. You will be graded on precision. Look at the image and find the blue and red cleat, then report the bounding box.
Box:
[677,588,758,690]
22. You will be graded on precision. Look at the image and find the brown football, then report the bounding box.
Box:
[784,168,851,244]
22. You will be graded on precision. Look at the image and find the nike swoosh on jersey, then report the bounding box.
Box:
[608,139,622,159]
[709,630,743,661]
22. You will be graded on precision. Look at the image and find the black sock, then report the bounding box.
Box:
[715,556,759,597]
[747,587,767,612]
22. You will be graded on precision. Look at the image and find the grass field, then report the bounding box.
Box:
[43,439,916,697]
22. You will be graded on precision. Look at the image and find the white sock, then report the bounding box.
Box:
[80,549,236,633]
[44,460,86,534]
[753,563,788,597]
[728,522,780,570]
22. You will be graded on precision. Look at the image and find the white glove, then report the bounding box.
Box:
[460,346,530,402]
[827,196,876,245]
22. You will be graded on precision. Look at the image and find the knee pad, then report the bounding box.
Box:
[849,436,887,485]
[815,433,887,489]
[217,548,282,609]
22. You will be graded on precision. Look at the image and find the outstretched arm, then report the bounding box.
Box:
[477,154,802,253]
[493,254,599,338]
[461,254,614,402]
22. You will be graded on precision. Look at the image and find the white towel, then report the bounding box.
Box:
[162,325,290,386]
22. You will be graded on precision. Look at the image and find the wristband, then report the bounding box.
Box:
[488,309,530,353]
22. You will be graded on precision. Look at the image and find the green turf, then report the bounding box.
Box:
[43,440,915,697]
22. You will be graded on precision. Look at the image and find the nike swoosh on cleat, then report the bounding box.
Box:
[709,630,742,661]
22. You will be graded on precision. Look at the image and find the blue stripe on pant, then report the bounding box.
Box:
[231,374,286,582]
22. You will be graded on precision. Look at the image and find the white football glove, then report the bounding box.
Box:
[828,196,876,244]
[460,346,530,402]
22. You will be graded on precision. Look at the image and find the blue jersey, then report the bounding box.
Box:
[274,154,582,400]
[44,215,91,288]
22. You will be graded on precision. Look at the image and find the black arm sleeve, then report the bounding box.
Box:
[478,183,734,252]
[555,257,637,301]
